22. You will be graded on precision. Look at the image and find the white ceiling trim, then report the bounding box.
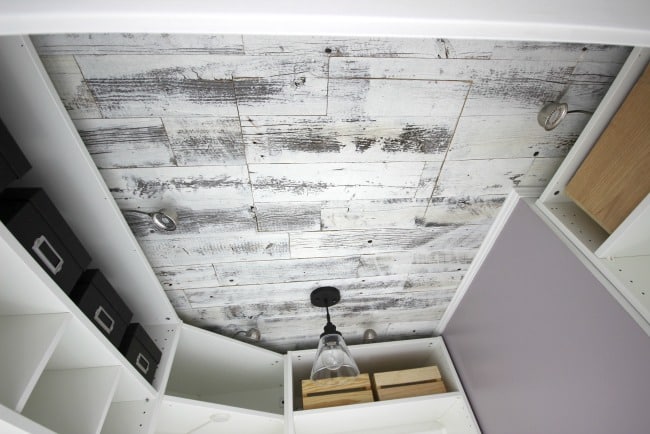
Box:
[0,0,649,46]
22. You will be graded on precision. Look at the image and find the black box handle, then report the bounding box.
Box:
[94,306,115,335]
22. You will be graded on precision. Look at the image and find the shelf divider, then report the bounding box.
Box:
[0,313,70,412]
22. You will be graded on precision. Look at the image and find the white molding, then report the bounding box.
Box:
[0,1,649,46]
[435,190,522,334]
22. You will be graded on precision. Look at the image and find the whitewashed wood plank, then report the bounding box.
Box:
[249,162,425,202]
[139,232,290,267]
[213,255,361,287]
[491,41,630,63]
[234,73,328,116]
[570,61,624,84]
[421,195,506,226]
[519,157,564,187]
[32,33,245,55]
[433,158,535,197]
[255,202,321,232]
[447,114,586,160]
[74,55,328,117]
[124,205,257,239]
[290,225,489,258]
[321,198,429,230]
[329,57,576,81]
[243,35,495,59]
[415,161,444,199]
[185,273,458,310]
[73,118,175,168]
[357,249,477,277]
[39,55,101,119]
[155,264,220,290]
[162,117,245,166]
[327,78,470,118]
[491,41,631,63]
[75,55,237,117]
[100,165,253,209]
[165,289,191,309]
[242,116,456,164]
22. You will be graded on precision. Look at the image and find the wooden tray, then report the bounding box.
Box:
[301,374,374,410]
[372,366,446,401]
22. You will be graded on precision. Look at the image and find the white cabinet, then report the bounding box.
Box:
[534,47,650,335]
[285,338,480,434]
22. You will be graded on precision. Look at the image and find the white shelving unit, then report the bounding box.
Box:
[535,47,650,334]
[285,337,480,434]
[0,35,183,434]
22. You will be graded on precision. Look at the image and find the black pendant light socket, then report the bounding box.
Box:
[310,286,340,308]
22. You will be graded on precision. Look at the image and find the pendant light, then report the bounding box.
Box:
[309,287,360,380]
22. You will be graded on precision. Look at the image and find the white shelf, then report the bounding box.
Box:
[166,324,284,415]
[286,337,479,434]
[22,366,121,434]
[535,47,650,334]
[154,395,285,434]
[0,314,69,412]
[0,402,55,434]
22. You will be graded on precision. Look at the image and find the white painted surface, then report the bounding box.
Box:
[154,395,284,434]
[0,314,70,412]
[22,366,121,434]
[596,194,650,257]
[0,403,55,434]
[0,1,649,46]
[166,324,284,414]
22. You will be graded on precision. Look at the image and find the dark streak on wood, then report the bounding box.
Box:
[255,202,322,232]
[354,124,451,154]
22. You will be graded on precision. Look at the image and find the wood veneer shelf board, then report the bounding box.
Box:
[153,395,284,434]
[22,366,121,434]
[565,63,650,234]
[0,314,70,412]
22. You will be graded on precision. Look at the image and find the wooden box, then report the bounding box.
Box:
[372,366,447,401]
[301,374,374,410]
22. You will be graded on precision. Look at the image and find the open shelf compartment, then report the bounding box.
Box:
[286,337,479,434]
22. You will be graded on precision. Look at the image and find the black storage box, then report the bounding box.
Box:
[119,324,162,384]
[70,270,133,347]
[0,188,91,293]
[0,119,31,191]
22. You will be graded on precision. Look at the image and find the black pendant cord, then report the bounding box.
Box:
[321,302,341,337]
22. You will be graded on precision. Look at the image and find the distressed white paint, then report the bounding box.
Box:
[249,162,426,202]
[243,35,496,59]
[73,118,175,168]
[357,250,477,277]
[290,225,489,258]
[155,264,220,290]
[447,115,586,160]
[32,33,245,55]
[162,117,245,166]
[139,232,290,267]
[100,165,253,209]
[241,116,457,164]
[254,202,322,232]
[327,78,471,118]
[321,198,429,230]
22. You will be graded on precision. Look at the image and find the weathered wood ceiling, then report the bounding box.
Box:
[33,34,629,352]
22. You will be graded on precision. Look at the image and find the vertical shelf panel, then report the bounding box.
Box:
[0,403,55,434]
[101,400,158,434]
[0,313,70,412]
[22,366,121,434]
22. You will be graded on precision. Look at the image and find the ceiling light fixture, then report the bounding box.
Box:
[537,102,594,131]
[123,208,178,231]
[235,327,261,342]
[309,286,360,381]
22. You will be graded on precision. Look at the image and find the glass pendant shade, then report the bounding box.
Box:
[310,333,360,380]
